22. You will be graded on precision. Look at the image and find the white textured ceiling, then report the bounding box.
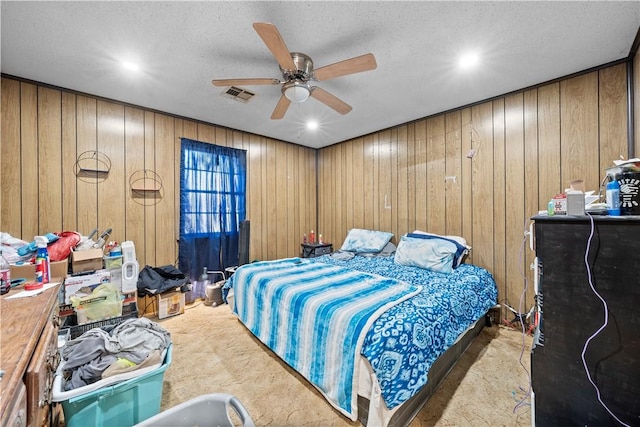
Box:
[2,1,639,149]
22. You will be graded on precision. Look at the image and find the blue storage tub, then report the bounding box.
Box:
[53,345,172,427]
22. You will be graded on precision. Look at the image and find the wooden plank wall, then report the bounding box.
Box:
[317,63,629,320]
[1,76,317,271]
[0,60,633,319]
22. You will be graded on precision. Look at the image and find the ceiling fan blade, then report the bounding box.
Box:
[313,53,377,81]
[310,87,352,115]
[253,23,296,71]
[212,78,280,87]
[271,95,291,120]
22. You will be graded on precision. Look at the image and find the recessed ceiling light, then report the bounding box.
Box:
[306,121,319,131]
[122,61,140,71]
[458,52,479,69]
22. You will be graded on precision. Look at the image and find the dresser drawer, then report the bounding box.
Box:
[25,321,59,427]
[1,382,27,427]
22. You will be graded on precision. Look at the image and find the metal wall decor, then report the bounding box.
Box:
[75,150,111,182]
[129,169,163,205]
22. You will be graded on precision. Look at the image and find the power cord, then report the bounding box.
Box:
[581,213,630,427]
[510,219,533,414]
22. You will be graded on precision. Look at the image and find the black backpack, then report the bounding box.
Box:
[137,264,189,297]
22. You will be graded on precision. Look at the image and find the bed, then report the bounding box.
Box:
[227,230,498,427]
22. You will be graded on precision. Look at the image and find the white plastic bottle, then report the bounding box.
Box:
[606,179,621,216]
[120,240,139,293]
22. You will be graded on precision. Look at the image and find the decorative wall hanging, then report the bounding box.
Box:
[75,150,111,182]
[129,169,163,205]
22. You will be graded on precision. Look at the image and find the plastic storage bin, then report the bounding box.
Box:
[70,282,122,324]
[52,345,172,427]
[134,393,255,427]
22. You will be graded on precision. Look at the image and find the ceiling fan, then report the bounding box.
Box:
[212,22,377,120]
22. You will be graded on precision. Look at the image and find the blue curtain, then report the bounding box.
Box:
[178,138,246,300]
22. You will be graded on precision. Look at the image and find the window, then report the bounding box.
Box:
[178,138,246,298]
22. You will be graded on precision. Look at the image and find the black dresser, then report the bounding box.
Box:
[531,215,640,426]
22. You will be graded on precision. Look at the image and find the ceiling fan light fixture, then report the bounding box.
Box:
[283,81,310,103]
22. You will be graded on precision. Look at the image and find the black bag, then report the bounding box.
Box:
[137,265,189,297]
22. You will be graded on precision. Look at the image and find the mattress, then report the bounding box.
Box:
[228,254,498,426]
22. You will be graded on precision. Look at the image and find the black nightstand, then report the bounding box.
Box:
[301,243,333,258]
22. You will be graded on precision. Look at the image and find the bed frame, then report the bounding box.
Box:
[357,314,490,427]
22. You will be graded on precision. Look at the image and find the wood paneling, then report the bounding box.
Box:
[76,95,98,236]
[397,125,410,236]
[37,87,62,233]
[143,110,156,266]
[97,101,125,247]
[560,73,599,191]
[471,102,494,273]
[61,92,78,232]
[1,76,316,272]
[503,93,526,312]
[1,59,633,321]
[154,114,175,266]
[124,106,145,264]
[317,64,630,321]
[426,116,446,235]
[21,83,39,241]
[352,137,364,230]
[599,64,629,171]
[1,78,21,236]
[444,112,462,236]
[492,99,507,311]
[537,83,561,207]
[460,108,473,263]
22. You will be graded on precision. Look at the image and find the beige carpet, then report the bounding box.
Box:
[153,301,533,426]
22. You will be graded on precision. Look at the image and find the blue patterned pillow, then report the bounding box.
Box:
[340,229,394,253]
[394,235,460,273]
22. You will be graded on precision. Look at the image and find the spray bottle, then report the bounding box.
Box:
[34,236,51,284]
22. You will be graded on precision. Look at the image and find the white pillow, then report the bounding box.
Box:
[394,235,459,274]
[340,229,394,253]
[411,230,470,267]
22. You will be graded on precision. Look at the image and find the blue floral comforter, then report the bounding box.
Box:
[311,254,498,409]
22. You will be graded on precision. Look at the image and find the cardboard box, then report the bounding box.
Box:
[71,248,104,273]
[122,291,137,306]
[552,193,567,215]
[64,269,111,304]
[10,258,69,281]
[156,290,185,319]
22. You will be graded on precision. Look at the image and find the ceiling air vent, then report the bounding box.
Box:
[222,86,256,103]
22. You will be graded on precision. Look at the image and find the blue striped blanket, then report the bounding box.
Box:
[230,258,422,419]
